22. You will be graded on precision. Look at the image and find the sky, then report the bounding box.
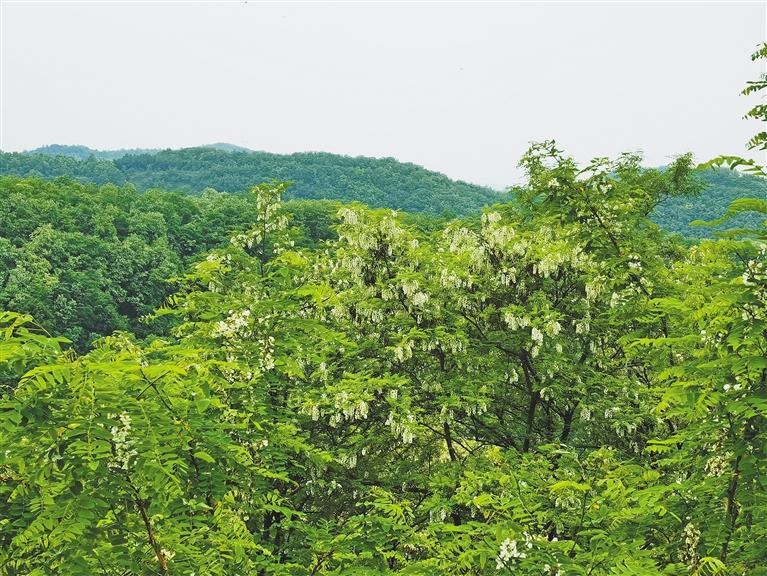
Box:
[1,1,765,189]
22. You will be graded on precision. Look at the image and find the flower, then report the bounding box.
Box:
[110,412,137,470]
[496,538,526,569]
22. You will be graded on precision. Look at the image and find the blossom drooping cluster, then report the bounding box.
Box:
[495,532,534,570]
[495,538,526,569]
[110,412,137,470]
[680,522,701,567]
[385,411,416,444]
[212,309,252,339]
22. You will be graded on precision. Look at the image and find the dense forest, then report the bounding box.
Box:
[653,168,766,237]
[0,147,504,215]
[2,145,764,233]
[28,144,162,161]
[0,43,766,576]
[0,175,447,350]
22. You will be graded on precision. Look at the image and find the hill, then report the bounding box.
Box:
[652,168,766,237]
[1,147,765,228]
[0,174,447,350]
[28,144,160,160]
[1,147,502,215]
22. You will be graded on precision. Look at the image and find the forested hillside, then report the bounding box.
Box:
[0,150,763,351]
[0,147,503,215]
[652,167,766,237]
[1,146,766,575]
[29,144,160,160]
[1,32,766,576]
[2,146,764,233]
[0,175,446,350]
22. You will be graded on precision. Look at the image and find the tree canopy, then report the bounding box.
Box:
[0,41,765,576]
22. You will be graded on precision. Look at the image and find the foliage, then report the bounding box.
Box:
[0,176,365,350]
[0,147,503,215]
[701,42,767,177]
[2,39,767,576]
[28,144,161,161]
[2,146,765,237]
[1,149,764,573]
[652,168,766,238]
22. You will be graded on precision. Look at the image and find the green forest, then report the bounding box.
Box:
[0,41,766,576]
[0,147,503,216]
[2,144,765,234]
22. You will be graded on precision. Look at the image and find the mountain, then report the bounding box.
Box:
[201,142,254,153]
[652,168,766,238]
[28,144,160,160]
[0,147,503,215]
[1,146,765,229]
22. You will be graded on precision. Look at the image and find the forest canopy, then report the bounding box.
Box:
[0,147,503,215]
[0,43,766,576]
[2,146,765,233]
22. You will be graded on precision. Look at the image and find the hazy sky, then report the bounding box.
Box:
[1,1,765,189]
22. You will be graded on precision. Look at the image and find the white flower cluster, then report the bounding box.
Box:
[704,451,733,477]
[212,309,252,339]
[394,339,415,363]
[604,407,619,419]
[160,548,176,562]
[338,207,359,226]
[411,291,429,307]
[545,319,562,337]
[680,522,700,567]
[503,312,530,331]
[498,266,518,286]
[466,401,489,416]
[495,532,533,570]
[326,479,341,495]
[110,412,137,470]
[574,316,590,335]
[429,507,450,523]
[438,405,455,424]
[627,254,643,271]
[482,217,516,252]
[482,211,502,225]
[258,335,275,371]
[401,279,429,307]
[699,327,727,348]
[444,225,478,255]
[339,452,358,469]
[585,275,607,301]
[722,382,744,393]
[320,391,370,427]
[554,492,581,510]
[338,211,406,259]
[440,269,473,290]
[534,252,565,279]
[741,247,767,319]
[385,411,416,444]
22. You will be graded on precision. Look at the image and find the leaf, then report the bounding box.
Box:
[193,451,215,464]
[550,480,591,493]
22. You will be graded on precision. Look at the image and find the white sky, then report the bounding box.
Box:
[1,1,765,189]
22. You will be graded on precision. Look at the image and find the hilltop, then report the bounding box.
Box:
[1,146,502,215]
[1,146,765,230]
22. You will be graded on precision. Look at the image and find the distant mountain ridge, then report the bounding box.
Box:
[28,144,161,160]
[27,143,255,160]
[1,145,503,215]
[2,145,765,232]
